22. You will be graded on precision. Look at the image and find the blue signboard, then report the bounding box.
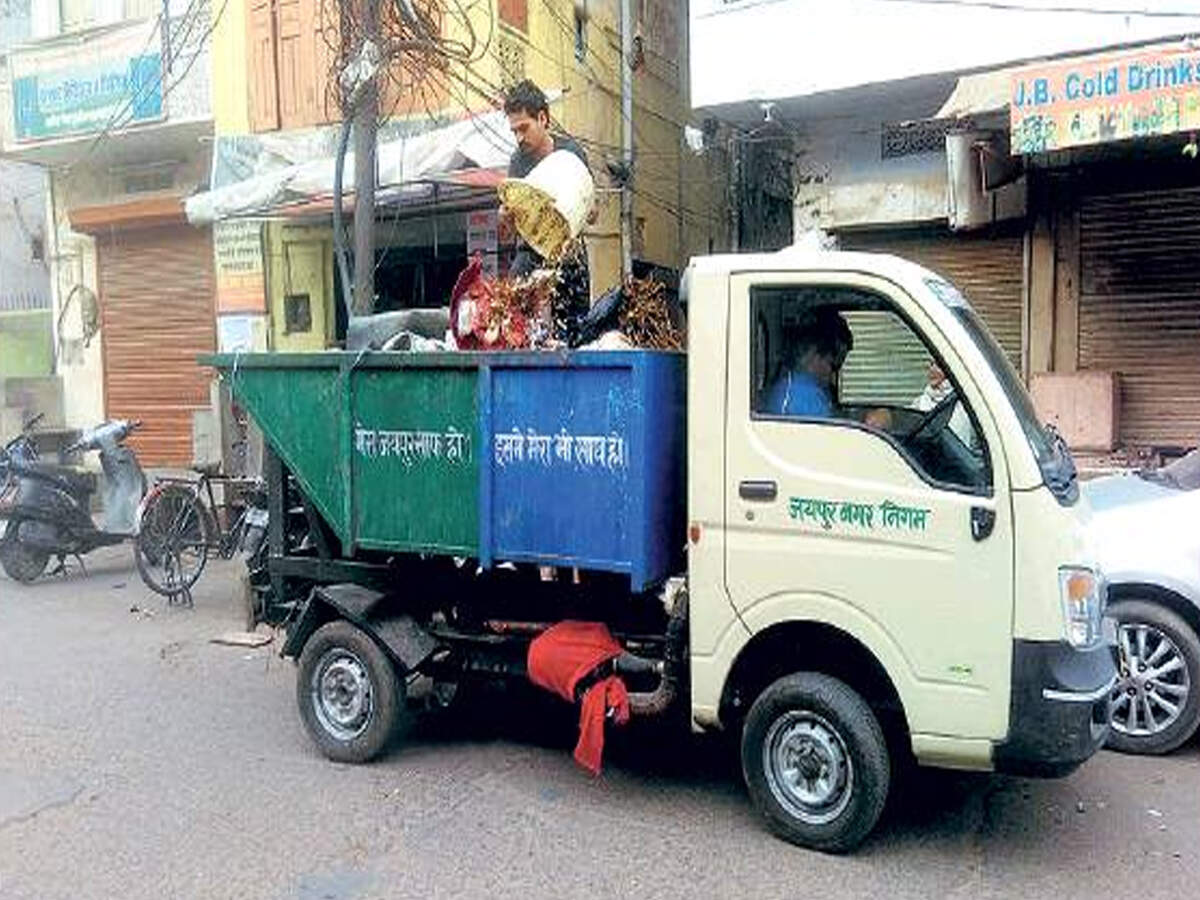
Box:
[12,52,163,141]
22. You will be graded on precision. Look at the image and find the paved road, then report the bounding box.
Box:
[2,547,1198,900]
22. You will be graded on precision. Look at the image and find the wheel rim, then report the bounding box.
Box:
[140,492,206,591]
[310,648,374,741]
[1111,621,1191,738]
[762,710,854,826]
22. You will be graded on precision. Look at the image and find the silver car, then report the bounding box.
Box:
[1085,450,1200,755]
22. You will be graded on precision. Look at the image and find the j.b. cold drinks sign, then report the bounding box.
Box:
[1010,41,1200,154]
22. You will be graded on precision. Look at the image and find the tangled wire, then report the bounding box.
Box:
[321,0,495,121]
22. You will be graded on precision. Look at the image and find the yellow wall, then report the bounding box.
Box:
[452,1,727,292]
[212,0,250,135]
[212,0,727,339]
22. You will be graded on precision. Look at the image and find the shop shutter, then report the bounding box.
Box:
[840,310,931,407]
[98,225,216,466]
[839,228,1024,372]
[1079,187,1200,449]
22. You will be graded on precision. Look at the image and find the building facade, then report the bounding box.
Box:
[0,0,217,465]
[0,2,54,435]
[695,1,1200,461]
[201,0,728,354]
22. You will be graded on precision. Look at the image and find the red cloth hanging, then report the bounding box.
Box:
[527,621,631,775]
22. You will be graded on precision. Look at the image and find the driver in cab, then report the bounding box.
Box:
[762,308,852,419]
[763,308,891,431]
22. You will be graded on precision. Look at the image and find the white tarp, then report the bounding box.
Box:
[186,109,515,225]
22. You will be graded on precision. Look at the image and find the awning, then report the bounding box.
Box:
[185,108,516,225]
[936,67,1017,120]
[70,194,188,233]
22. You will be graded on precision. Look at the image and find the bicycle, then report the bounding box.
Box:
[134,468,267,604]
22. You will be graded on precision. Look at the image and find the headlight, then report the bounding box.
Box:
[1059,567,1105,649]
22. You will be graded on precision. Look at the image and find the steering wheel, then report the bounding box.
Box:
[902,394,957,446]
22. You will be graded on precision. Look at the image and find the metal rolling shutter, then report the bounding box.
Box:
[840,310,931,407]
[840,229,1024,371]
[99,226,216,466]
[1080,187,1200,449]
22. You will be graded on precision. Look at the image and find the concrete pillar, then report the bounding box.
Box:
[1026,176,1080,375]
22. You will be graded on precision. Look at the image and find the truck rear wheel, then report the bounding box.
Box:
[741,672,890,853]
[297,620,405,763]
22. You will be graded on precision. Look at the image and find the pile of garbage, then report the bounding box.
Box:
[361,147,684,353]
[448,252,682,352]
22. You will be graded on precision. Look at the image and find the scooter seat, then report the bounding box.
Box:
[30,463,97,498]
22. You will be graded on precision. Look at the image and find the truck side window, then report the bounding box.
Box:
[751,286,992,494]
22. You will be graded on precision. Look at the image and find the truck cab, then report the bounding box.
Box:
[684,249,1115,850]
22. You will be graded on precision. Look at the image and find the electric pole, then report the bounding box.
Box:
[620,0,634,280]
[352,0,380,316]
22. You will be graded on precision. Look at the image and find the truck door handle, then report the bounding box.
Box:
[739,480,778,502]
[971,506,995,541]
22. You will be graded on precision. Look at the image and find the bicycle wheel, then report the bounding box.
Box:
[134,484,210,597]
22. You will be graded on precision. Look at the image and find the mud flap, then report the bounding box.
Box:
[281,584,438,672]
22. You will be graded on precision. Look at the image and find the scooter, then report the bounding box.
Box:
[0,418,147,583]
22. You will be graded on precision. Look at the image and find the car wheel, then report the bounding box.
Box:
[1107,598,1200,756]
[741,672,891,853]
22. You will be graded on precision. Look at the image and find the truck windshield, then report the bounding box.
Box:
[925,278,1078,504]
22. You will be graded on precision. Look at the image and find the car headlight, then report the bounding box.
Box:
[1059,566,1106,649]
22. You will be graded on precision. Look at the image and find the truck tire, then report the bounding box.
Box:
[1107,598,1200,756]
[297,620,406,763]
[0,518,50,584]
[741,672,890,853]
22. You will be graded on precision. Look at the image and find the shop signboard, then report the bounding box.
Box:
[1011,41,1200,154]
[214,220,267,313]
[9,21,163,142]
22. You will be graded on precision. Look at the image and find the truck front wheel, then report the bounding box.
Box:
[741,672,890,853]
[297,620,406,763]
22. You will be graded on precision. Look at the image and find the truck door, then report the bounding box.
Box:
[724,271,1015,741]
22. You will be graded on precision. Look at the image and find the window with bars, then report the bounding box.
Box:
[881,120,953,160]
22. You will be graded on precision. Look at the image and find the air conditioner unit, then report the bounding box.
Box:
[945,130,1026,230]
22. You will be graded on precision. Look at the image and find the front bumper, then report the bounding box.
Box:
[992,639,1115,777]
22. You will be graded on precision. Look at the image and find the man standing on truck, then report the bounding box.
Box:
[502,80,591,280]
[762,308,853,418]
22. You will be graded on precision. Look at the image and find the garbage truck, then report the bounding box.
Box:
[205,249,1115,852]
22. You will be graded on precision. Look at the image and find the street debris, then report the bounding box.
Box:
[211,632,273,648]
[1147,808,1163,818]
[128,604,155,619]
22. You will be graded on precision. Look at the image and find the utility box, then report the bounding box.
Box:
[1030,371,1121,451]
